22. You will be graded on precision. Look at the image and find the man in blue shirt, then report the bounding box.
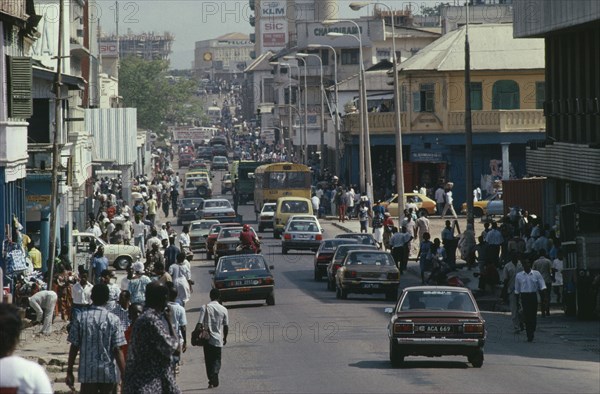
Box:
[91,245,109,284]
[66,284,126,392]
[165,237,180,271]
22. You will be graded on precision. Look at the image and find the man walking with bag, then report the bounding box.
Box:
[193,289,229,389]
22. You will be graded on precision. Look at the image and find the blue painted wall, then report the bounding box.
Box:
[0,169,26,271]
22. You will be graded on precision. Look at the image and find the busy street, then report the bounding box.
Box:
[1,1,600,393]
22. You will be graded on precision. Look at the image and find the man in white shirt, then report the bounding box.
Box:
[502,256,523,333]
[28,290,58,335]
[194,289,229,389]
[0,304,53,393]
[71,273,93,321]
[441,189,458,219]
[416,211,430,242]
[434,186,445,216]
[311,194,320,217]
[514,260,546,342]
[132,215,148,252]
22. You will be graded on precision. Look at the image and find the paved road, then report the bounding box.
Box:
[168,168,600,394]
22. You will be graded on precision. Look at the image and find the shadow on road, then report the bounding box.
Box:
[349,359,469,369]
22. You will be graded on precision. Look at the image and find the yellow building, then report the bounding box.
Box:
[342,24,546,204]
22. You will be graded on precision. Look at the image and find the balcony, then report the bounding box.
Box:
[343,112,408,135]
[342,109,546,135]
[447,110,545,132]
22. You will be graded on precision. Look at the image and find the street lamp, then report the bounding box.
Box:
[349,2,405,223]
[325,20,373,201]
[284,55,309,164]
[271,61,297,157]
[308,44,340,177]
[297,52,326,175]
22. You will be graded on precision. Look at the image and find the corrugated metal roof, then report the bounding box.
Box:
[85,108,138,166]
[398,24,545,72]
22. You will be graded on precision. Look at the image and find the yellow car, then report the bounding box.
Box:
[382,193,436,217]
[461,192,503,217]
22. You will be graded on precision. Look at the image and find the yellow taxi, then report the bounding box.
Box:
[382,193,437,217]
[461,192,503,217]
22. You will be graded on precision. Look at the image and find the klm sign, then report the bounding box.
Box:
[262,1,286,16]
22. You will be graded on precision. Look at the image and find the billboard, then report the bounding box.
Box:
[261,19,288,50]
[260,0,286,17]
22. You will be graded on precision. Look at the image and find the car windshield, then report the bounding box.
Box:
[333,245,377,261]
[262,204,276,213]
[288,221,319,232]
[191,221,216,231]
[320,239,358,251]
[281,201,309,213]
[399,290,477,312]
[218,256,267,272]
[345,252,394,266]
[205,200,231,209]
[218,228,243,239]
[214,157,227,163]
[182,198,203,208]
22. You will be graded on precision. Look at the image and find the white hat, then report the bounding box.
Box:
[132,262,144,274]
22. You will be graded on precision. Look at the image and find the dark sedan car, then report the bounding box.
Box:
[335,250,400,301]
[313,239,358,281]
[205,222,241,259]
[335,233,379,248]
[213,226,259,265]
[197,146,213,161]
[210,254,275,305]
[176,197,204,225]
[386,286,486,367]
[326,244,378,291]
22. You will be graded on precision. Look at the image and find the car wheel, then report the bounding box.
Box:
[327,278,334,291]
[207,250,212,260]
[385,290,397,301]
[418,208,428,217]
[114,256,132,270]
[314,269,321,281]
[390,339,404,367]
[266,292,275,306]
[282,247,288,255]
[468,350,484,368]
[258,225,264,232]
[473,207,484,218]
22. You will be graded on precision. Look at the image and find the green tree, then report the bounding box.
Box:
[119,57,204,140]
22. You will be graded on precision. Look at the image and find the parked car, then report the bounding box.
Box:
[326,244,378,291]
[281,217,323,255]
[72,231,141,270]
[257,202,276,232]
[205,222,241,260]
[213,225,259,265]
[386,286,486,367]
[335,250,400,301]
[189,219,220,250]
[195,198,237,222]
[177,197,204,225]
[221,173,233,194]
[212,155,229,170]
[382,193,437,217]
[209,254,275,305]
[461,192,503,217]
[313,238,359,281]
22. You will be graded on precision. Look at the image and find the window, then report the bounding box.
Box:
[306,49,328,66]
[341,49,359,65]
[492,80,520,110]
[470,82,483,110]
[535,81,545,110]
[413,83,435,113]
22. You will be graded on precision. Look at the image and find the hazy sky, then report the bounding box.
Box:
[96,0,445,69]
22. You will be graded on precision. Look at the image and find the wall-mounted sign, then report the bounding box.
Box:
[410,151,444,163]
[261,0,286,17]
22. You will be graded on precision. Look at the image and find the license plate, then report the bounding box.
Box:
[233,280,256,286]
[295,234,311,239]
[418,325,453,333]
[237,288,251,292]
[362,283,380,289]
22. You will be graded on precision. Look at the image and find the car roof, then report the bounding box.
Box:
[191,219,220,225]
[403,285,472,293]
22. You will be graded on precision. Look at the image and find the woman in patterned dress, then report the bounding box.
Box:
[122,282,180,394]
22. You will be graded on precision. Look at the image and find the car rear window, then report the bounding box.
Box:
[334,245,377,261]
[262,204,276,213]
[219,257,267,272]
[345,252,393,266]
[399,290,477,312]
[281,201,309,214]
[205,200,231,208]
[288,221,319,232]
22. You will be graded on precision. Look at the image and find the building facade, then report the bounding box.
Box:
[341,24,546,205]
[193,33,253,81]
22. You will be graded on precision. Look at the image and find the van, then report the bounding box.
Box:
[273,197,313,239]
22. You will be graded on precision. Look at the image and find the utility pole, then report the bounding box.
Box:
[48,0,65,287]
[464,1,474,227]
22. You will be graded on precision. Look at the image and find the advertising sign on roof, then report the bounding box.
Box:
[261,1,286,17]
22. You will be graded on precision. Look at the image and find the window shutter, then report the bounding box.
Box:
[7,56,33,118]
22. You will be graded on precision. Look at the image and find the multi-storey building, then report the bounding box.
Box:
[193,33,253,81]
[342,23,546,204]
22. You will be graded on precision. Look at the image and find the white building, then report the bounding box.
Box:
[194,33,253,81]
